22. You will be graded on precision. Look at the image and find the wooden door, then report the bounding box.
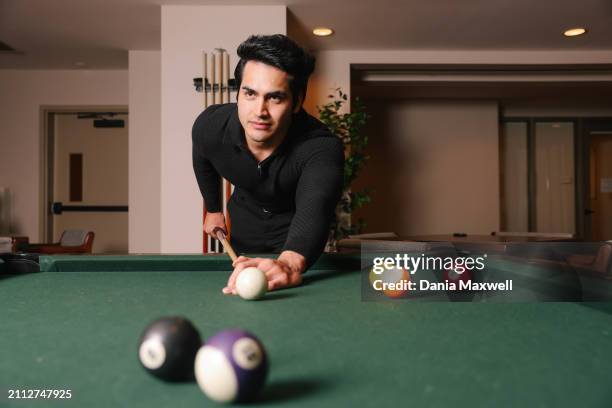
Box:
[589,132,612,240]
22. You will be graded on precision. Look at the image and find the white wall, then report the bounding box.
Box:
[129,50,161,253]
[160,5,286,253]
[0,70,128,241]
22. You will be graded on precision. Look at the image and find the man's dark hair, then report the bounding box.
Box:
[234,34,315,107]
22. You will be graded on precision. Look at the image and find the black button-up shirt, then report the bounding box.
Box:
[192,103,344,268]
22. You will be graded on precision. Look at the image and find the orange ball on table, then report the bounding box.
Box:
[369,266,411,298]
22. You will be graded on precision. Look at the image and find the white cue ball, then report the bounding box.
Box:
[235,267,267,300]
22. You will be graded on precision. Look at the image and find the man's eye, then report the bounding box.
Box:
[244,90,255,97]
[269,95,282,102]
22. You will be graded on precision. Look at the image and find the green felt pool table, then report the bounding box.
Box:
[1,253,612,407]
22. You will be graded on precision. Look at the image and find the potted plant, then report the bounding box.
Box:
[318,88,371,251]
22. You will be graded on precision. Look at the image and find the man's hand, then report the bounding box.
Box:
[223,251,306,295]
[204,212,227,236]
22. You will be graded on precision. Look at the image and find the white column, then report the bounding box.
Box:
[129,50,162,253]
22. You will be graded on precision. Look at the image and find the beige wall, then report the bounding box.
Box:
[304,49,612,115]
[53,114,128,253]
[353,99,500,235]
[160,5,286,253]
[129,50,161,253]
[0,70,128,241]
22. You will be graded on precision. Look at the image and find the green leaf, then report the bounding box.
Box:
[319,88,372,240]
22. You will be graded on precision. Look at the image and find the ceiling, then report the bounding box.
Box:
[0,0,611,70]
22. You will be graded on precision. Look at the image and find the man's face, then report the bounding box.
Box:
[237,61,301,149]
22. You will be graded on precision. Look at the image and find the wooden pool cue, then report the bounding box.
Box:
[214,228,238,262]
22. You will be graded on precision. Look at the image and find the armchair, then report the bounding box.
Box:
[27,230,95,254]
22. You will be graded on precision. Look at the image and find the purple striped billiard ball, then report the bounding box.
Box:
[195,329,268,403]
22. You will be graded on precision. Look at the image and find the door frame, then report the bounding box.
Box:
[39,105,128,242]
[501,116,612,240]
[500,117,579,235]
[580,118,612,240]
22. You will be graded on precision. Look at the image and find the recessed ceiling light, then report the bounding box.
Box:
[563,27,587,37]
[313,27,334,37]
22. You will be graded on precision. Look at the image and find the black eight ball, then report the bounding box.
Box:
[138,316,202,381]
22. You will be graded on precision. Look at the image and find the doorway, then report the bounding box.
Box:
[501,117,612,240]
[41,107,129,253]
[500,119,576,235]
[585,120,612,240]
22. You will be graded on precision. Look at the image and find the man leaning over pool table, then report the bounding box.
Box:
[192,34,344,294]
